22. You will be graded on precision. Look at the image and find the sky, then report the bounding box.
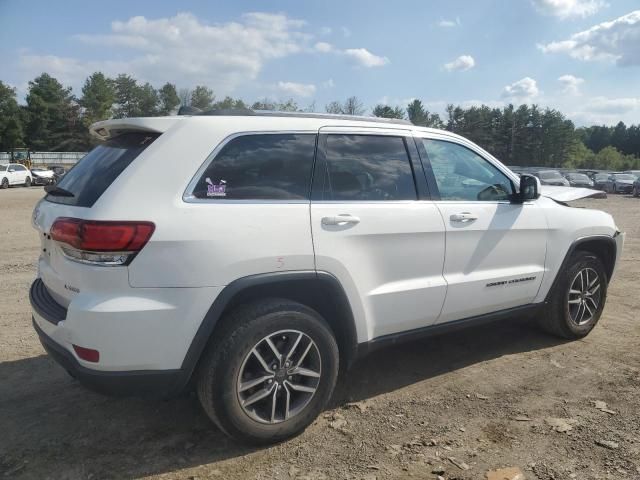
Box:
[1,0,639,126]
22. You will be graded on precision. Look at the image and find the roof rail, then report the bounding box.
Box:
[179,107,412,126]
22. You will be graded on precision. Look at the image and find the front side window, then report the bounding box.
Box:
[320,134,416,201]
[422,139,513,201]
[14,165,25,171]
[193,134,316,200]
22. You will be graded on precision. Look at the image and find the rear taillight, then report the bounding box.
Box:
[73,344,100,363]
[50,217,155,266]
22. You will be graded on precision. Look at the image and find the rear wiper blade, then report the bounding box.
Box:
[44,185,74,197]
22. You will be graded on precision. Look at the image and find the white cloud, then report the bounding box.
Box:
[583,96,640,113]
[531,0,607,18]
[322,78,335,88]
[314,41,333,53]
[567,95,640,124]
[377,96,416,106]
[21,12,312,95]
[558,74,585,94]
[502,77,540,101]
[276,81,316,97]
[538,10,640,66]
[438,17,461,27]
[320,26,332,35]
[443,55,475,72]
[314,43,389,68]
[343,48,389,67]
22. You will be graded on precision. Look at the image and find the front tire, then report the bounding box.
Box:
[197,298,339,444]
[24,177,31,187]
[633,186,639,197]
[539,251,607,339]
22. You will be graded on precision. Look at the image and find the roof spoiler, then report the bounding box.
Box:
[89,117,183,141]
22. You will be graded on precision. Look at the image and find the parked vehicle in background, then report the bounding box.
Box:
[48,165,67,183]
[610,173,635,194]
[0,163,32,188]
[30,167,56,186]
[564,172,594,188]
[623,170,640,179]
[30,111,624,444]
[533,170,570,187]
[592,173,614,192]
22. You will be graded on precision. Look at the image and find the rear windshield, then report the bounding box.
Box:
[46,132,159,207]
[567,173,590,181]
[539,171,562,179]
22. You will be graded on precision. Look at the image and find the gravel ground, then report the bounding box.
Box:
[1,187,639,480]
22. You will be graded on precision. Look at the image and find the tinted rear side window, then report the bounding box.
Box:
[46,132,159,207]
[192,134,316,200]
[319,135,416,201]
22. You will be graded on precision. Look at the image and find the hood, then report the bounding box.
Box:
[540,185,606,202]
[32,169,54,178]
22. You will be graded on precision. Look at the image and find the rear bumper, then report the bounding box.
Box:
[33,318,186,398]
[29,275,221,397]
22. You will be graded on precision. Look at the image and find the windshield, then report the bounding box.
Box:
[539,171,563,180]
[613,174,634,180]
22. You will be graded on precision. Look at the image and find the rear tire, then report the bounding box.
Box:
[1,178,8,189]
[633,186,639,197]
[539,251,607,339]
[197,298,339,445]
[24,177,31,187]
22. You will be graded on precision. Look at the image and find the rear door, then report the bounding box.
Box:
[310,127,447,341]
[10,164,26,184]
[416,135,547,323]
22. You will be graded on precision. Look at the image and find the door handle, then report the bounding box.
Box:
[321,214,361,226]
[450,212,478,223]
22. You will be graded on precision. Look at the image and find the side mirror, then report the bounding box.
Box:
[515,174,540,203]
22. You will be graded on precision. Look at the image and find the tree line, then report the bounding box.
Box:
[0,72,639,171]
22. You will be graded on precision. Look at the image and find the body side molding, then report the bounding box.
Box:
[355,303,544,358]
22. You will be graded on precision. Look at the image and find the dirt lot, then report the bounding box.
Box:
[1,187,639,480]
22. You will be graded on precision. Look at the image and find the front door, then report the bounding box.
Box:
[310,129,447,341]
[417,136,547,324]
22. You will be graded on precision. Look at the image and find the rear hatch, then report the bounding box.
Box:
[33,130,162,308]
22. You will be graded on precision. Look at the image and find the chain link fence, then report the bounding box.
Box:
[0,152,86,166]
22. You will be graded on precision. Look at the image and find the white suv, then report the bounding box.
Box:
[30,112,624,444]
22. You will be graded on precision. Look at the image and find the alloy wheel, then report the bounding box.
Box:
[567,267,601,326]
[236,329,321,424]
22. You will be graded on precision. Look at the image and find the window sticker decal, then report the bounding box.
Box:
[206,178,227,197]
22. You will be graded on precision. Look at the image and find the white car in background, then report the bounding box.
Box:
[30,111,625,444]
[30,167,56,186]
[0,163,32,188]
